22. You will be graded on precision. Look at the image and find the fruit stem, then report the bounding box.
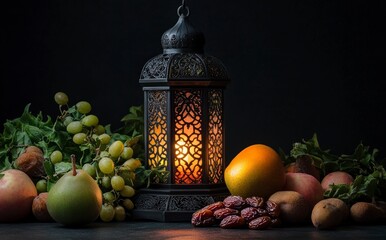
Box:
[71,154,77,176]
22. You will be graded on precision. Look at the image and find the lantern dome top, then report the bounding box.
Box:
[161,8,205,54]
[139,2,230,86]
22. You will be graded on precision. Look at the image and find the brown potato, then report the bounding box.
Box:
[311,198,349,229]
[268,190,310,225]
[350,202,385,224]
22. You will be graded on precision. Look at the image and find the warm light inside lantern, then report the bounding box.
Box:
[146,89,225,185]
[174,90,203,184]
[174,125,202,184]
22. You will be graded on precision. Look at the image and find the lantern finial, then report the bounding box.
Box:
[161,1,205,54]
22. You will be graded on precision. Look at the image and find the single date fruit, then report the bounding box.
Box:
[191,208,215,227]
[203,201,224,212]
[240,207,260,222]
[245,196,265,208]
[248,216,272,230]
[219,215,245,229]
[223,195,245,209]
[214,208,239,220]
[265,200,280,218]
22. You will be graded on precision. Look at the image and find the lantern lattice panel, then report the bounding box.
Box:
[169,54,205,78]
[208,89,224,184]
[140,55,170,79]
[173,89,203,184]
[147,90,168,176]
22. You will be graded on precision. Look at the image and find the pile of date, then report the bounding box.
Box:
[191,195,281,230]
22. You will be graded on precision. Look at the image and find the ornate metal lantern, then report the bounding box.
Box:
[133,0,230,222]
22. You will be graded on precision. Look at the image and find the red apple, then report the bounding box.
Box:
[0,169,38,222]
[283,172,324,208]
[321,171,354,191]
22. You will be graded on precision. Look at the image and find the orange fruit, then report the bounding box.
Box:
[224,144,286,199]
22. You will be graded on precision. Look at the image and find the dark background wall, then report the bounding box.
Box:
[2,0,385,162]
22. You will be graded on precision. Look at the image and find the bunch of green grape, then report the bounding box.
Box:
[52,92,143,222]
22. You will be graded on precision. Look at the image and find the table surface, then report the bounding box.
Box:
[1,220,385,240]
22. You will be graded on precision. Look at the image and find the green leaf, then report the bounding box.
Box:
[24,125,45,141]
[16,131,32,146]
[48,130,70,150]
[121,105,144,122]
[44,160,55,177]
[1,156,12,172]
[117,105,144,138]
[2,121,17,142]
[0,149,12,171]
[54,161,75,175]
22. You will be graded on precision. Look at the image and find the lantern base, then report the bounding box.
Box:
[132,183,229,222]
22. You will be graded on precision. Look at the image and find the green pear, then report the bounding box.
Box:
[47,155,102,226]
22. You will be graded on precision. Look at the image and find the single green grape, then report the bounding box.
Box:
[111,175,125,191]
[73,132,87,144]
[120,185,135,198]
[76,101,92,114]
[99,204,115,222]
[82,163,96,178]
[98,133,111,145]
[50,150,63,164]
[122,158,142,171]
[82,114,99,127]
[101,176,112,190]
[114,205,126,222]
[103,191,116,203]
[93,125,105,135]
[122,198,134,210]
[120,147,134,160]
[35,179,47,193]
[66,121,83,134]
[108,141,124,158]
[54,92,69,105]
[99,157,114,174]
